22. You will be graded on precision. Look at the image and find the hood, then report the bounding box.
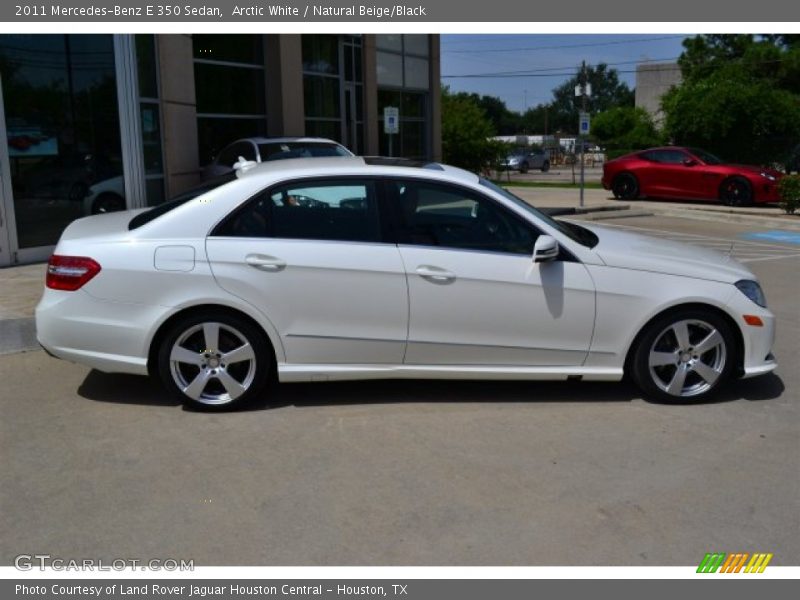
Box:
[581,224,755,284]
[724,163,783,178]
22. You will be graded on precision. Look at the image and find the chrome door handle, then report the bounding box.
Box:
[245,254,287,272]
[415,265,456,283]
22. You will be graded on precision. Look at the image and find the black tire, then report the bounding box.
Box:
[611,173,639,200]
[720,177,753,207]
[519,162,529,174]
[630,308,737,404]
[157,311,273,411]
[541,161,550,173]
[92,193,126,214]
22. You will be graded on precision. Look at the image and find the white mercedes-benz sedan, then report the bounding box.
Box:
[36,157,777,410]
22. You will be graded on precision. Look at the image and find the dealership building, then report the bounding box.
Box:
[0,34,442,266]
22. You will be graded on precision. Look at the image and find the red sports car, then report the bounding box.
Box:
[602,146,783,206]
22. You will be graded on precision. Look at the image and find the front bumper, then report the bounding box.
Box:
[726,291,778,378]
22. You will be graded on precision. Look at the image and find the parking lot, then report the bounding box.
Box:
[1,211,798,566]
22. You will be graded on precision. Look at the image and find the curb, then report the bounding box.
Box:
[645,207,800,231]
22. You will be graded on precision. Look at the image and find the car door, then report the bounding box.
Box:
[206,178,409,365]
[387,179,596,367]
[645,149,709,199]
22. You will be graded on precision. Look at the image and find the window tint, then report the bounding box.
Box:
[647,149,689,164]
[213,179,380,243]
[389,180,539,254]
[687,148,723,165]
[257,142,351,162]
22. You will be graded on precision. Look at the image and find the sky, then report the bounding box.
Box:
[440,34,690,113]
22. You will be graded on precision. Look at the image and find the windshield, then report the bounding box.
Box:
[258,142,351,162]
[479,178,598,248]
[688,148,723,165]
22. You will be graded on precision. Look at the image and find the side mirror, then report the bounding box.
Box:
[533,235,559,263]
[683,158,697,167]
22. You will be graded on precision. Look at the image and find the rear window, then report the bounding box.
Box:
[128,172,236,230]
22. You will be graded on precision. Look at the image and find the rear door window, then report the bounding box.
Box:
[212,178,381,243]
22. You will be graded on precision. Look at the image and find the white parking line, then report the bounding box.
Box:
[586,221,800,264]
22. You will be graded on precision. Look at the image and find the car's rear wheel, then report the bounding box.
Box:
[720,177,753,206]
[631,308,737,403]
[611,173,639,199]
[541,160,550,172]
[157,312,272,410]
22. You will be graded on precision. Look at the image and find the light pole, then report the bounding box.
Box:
[575,61,590,208]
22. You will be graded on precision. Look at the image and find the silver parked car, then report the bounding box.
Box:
[499,149,550,174]
[202,137,354,180]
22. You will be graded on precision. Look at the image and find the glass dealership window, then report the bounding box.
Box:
[136,34,165,206]
[302,35,364,153]
[193,34,266,166]
[0,34,124,248]
[376,35,431,160]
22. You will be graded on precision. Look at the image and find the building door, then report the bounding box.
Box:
[343,83,360,154]
[0,35,124,265]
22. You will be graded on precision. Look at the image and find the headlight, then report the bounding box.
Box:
[760,171,777,181]
[735,280,767,308]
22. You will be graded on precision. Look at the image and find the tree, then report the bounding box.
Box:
[662,35,800,165]
[548,63,635,134]
[592,107,663,156]
[441,87,505,172]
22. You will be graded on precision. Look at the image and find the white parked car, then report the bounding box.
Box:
[202,136,354,180]
[36,157,776,410]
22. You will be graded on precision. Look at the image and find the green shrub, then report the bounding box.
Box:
[777,175,800,215]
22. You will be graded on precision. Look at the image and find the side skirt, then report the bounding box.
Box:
[277,364,624,383]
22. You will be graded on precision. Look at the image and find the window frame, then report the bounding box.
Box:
[209,176,389,244]
[381,177,547,258]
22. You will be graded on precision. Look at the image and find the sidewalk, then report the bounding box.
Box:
[0,263,44,354]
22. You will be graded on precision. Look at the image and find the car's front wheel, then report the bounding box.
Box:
[91,193,125,214]
[519,162,529,174]
[631,308,737,403]
[720,177,753,206]
[157,312,272,410]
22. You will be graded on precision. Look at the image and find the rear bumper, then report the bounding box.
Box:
[36,288,163,376]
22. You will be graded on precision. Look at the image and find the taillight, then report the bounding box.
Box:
[46,255,101,291]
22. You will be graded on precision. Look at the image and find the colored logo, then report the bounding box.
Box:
[697,552,773,573]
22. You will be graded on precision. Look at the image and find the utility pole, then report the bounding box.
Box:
[579,61,587,208]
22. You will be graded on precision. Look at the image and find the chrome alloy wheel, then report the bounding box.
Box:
[169,322,257,406]
[647,319,727,398]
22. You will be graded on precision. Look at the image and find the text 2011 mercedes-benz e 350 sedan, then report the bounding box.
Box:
[36,157,777,409]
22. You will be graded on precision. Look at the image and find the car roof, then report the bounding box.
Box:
[637,146,689,153]
[235,155,480,185]
[236,137,346,146]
